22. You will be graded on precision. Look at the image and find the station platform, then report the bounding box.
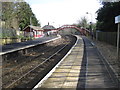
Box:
[34,36,118,89]
[0,36,60,55]
[34,36,84,89]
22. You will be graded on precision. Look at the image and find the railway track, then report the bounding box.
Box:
[3,44,65,76]
[2,35,77,88]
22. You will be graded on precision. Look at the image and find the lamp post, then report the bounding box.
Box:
[86,12,93,39]
[86,12,92,23]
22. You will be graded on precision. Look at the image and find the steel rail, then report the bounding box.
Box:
[2,44,62,75]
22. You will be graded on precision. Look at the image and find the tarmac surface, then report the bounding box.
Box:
[34,36,118,89]
[81,36,118,88]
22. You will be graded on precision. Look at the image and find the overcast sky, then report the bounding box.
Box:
[26,0,102,27]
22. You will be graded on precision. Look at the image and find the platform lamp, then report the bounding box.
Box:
[86,12,93,39]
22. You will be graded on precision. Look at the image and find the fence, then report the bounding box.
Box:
[95,31,118,47]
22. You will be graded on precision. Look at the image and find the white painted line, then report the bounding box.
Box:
[85,48,88,88]
[33,35,79,89]
[0,36,61,55]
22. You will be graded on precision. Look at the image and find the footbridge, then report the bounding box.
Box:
[57,25,90,35]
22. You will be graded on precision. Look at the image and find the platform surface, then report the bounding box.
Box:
[1,36,59,55]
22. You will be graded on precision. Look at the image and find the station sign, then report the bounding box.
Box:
[115,15,120,24]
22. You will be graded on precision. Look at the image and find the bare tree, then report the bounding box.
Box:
[77,16,89,29]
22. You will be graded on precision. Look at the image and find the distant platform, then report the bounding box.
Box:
[0,36,61,55]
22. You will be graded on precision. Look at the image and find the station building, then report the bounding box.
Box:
[42,23,58,36]
[23,25,44,38]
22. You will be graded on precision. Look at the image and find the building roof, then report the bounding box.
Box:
[23,25,43,31]
[42,24,56,30]
[29,25,43,30]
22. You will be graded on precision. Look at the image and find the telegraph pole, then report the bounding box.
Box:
[30,16,31,38]
[30,16,33,38]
